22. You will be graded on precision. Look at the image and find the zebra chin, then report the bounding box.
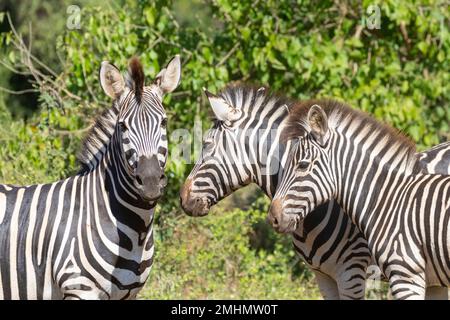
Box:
[268,198,301,234]
[138,188,164,203]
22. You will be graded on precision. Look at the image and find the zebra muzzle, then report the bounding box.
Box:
[268,197,298,234]
[180,179,211,217]
[135,155,166,202]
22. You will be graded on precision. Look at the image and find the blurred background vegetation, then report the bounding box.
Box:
[0,0,448,299]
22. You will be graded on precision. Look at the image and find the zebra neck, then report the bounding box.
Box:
[330,132,416,236]
[78,104,120,173]
[247,120,290,199]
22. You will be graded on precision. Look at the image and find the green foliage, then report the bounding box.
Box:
[0,106,83,184]
[0,0,448,299]
[143,197,320,299]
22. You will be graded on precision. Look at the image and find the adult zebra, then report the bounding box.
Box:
[268,102,450,299]
[180,84,450,299]
[0,56,181,299]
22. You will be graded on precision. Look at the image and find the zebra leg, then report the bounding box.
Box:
[313,270,340,300]
[388,273,426,300]
[425,286,448,300]
[336,270,366,300]
[60,275,110,300]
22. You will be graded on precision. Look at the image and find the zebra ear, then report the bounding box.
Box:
[204,88,238,125]
[99,61,125,99]
[307,104,329,145]
[155,55,181,94]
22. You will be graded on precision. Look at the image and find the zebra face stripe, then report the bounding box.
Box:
[269,136,335,234]
[98,55,180,203]
[116,89,168,201]
[181,86,291,217]
[181,120,257,216]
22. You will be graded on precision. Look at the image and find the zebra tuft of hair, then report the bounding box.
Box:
[128,57,145,103]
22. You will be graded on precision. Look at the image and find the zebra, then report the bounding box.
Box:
[268,101,450,299]
[0,55,181,299]
[180,84,450,299]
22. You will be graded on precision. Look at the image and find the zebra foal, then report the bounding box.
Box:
[269,101,450,299]
[0,56,181,299]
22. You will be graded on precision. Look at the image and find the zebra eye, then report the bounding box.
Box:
[161,118,168,129]
[118,121,127,131]
[298,160,310,170]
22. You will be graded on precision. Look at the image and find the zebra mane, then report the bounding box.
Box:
[77,104,119,173]
[215,83,294,118]
[283,99,418,170]
[127,57,145,103]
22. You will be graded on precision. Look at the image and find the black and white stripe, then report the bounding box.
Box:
[0,56,180,299]
[180,86,450,299]
[270,101,450,299]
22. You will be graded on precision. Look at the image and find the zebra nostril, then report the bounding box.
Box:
[195,198,201,204]
[136,176,143,186]
[273,217,279,227]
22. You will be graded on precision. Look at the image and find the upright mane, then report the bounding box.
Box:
[216,83,294,117]
[77,104,119,173]
[128,57,144,103]
[282,99,418,171]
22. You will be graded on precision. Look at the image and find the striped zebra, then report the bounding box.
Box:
[180,85,450,299]
[268,101,450,299]
[0,56,181,299]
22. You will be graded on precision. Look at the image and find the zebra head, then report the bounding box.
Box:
[269,104,335,233]
[99,55,181,202]
[180,87,261,217]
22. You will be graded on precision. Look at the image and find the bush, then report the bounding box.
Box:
[142,197,320,299]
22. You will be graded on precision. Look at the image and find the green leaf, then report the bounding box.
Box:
[144,7,156,26]
[417,41,428,54]
[8,50,15,63]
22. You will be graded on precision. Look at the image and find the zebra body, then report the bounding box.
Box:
[269,102,450,299]
[0,56,181,299]
[0,166,154,299]
[180,85,450,299]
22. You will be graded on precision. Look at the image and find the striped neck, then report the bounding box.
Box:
[329,129,417,236]
[78,104,120,173]
[246,116,291,199]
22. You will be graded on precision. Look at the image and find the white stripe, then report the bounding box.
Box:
[54,176,79,274]
[0,192,6,224]
[37,183,56,266]
[25,184,43,299]
[43,178,70,299]
[9,188,25,299]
